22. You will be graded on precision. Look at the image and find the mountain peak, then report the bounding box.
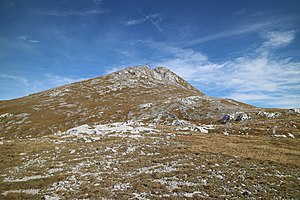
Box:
[110,66,201,94]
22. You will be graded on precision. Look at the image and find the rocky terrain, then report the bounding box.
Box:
[0,66,299,199]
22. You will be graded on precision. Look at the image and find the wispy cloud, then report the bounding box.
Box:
[263,31,295,47]
[33,0,108,17]
[28,40,39,43]
[43,74,86,86]
[124,17,147,26]
[0,72,88,100]
[146,30,299,108]
[0,36,40,58]
[0,73,29,86]
[94,0,102,6]
[34,9,108,17]
[17,36,39,43]
[184,18,287,47]
[125,9,164,34]
[26,74,87,96]
[257,31,296,55]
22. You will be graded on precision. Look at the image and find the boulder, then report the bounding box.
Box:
[172,119,191,126]
[221,114,234,124]
[139,103,153,109]
[257,111,282,118]
[236,113,250,122]
[289,108,300,114]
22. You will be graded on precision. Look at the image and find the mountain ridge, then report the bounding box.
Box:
[0,65,298,139]
[0,66,205,137]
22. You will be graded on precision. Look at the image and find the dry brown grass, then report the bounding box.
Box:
[0,66,299,198]
[174,133,300,166]
[0,132,299,199]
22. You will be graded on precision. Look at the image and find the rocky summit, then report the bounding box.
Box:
[0,66,299,199]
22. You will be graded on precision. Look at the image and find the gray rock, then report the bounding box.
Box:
[241,190,251,196]
[221,114,234,124]
[139,103,153,109]
[172,119,191,126]
[236,113,250,121]
[257,111,282,118]
[289,108,300,114]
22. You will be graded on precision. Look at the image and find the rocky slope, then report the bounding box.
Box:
[0,66,299,199]
[0,66,264,137]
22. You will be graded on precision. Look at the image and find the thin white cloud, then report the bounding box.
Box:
[125,11,164,34]
[257,31,296,55]
[34,9,108,17]
[16,36,39,44]
[17,36,27,40]
[44,74,86,86]
[124,18,147,26]
[264,31,295,46]
[0,73,89,100]
[94,0,102,6]
[146,30,299,108]
[0,73,29,86]
[34,0,108,17]
[184,18,287,47]
[28,40,39,43]
[227,93,277,102]
[148,14,164,34]
[270,95,300,108]
[0,72,88,100]
[0,73,86,87]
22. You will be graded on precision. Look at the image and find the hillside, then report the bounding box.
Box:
[0,66,299,199]
[0,66,252,138]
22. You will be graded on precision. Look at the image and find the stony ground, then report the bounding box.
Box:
[0,66,299,199]
[0,122,299,199]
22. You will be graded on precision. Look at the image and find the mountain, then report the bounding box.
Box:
[0,66,299,199]
[0,66,255,138]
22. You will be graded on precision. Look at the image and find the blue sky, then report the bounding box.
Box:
[0,0,299,108]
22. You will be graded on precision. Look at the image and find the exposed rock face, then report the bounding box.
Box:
[110,66,202,94]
